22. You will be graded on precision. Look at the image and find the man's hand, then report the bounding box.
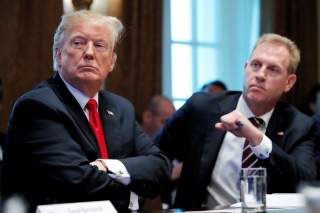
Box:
[90,160,107,172]
[215,110,264,146]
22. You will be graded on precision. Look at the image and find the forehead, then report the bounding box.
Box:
[251,42,290,68]
[66,21,113,42]
[157,101,175,114]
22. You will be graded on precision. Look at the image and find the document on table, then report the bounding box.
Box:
[184,194,306,212]
[265,193,305,209]
[229,193,305,209]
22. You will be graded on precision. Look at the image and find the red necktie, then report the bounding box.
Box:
[86,99,108,159]
[241,117,264,168]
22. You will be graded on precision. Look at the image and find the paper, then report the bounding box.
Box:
[231,193,305,209]
[36,200,118,213]
[185,209,241,213]
[266,193,305,209]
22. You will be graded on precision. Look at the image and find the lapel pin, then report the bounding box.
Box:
[277,131,284,136]
[107,110,114,116]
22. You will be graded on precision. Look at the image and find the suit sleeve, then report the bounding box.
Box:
[154,95,197,163]
[5,98,132,200]
[109,98,171,198]
[261,114,317,193]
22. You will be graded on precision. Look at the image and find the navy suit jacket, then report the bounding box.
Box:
[156,91,316,210]
[2,73,171,212]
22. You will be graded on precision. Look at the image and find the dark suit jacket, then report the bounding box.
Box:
[312,113,320,178]
[2,73,171,212]
[155,91,316,210]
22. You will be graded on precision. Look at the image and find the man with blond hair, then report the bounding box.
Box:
[156,33,316,210]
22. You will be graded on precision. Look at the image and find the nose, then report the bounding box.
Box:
[255,67,267,81]
[83,41,95,59]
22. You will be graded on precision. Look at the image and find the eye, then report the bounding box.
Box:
[268,66,281,76]
[250,61,261,70]
[71,38,86,49]
[95,41,107,51]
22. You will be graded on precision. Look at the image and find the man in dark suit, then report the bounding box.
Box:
[2,10,170,212]
[155,33,316,210]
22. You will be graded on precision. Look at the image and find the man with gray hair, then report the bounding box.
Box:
[2,10,170,213]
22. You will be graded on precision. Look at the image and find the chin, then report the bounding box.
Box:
[247,93,264,102]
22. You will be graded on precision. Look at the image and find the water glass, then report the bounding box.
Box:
[240,167,267,213]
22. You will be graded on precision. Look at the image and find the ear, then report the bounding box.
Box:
[55,48,62,67]
[109,53,117,72]
[244,61,248,69]
[284,73,297,92]
[142,111,152,124]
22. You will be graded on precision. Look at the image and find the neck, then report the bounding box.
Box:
[79,86,100,98]
[244,98,276,117]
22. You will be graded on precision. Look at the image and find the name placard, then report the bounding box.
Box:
[36,200,117,213]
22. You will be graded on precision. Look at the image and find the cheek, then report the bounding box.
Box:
[61,51,79,65]
[267,80,286,95]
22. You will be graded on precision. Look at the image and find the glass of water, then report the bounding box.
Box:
[240,167,267,213]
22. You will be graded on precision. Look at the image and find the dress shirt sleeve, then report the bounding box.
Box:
[251,135,272,159]
[99,159,131,185]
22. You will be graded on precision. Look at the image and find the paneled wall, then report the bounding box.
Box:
[0,1,63,132]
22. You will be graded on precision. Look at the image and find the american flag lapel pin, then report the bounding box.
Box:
[277,131,284,136]
[107,110,114,116]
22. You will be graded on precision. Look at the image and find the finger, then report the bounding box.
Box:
[90,162,97,166]
[215,122,225,130]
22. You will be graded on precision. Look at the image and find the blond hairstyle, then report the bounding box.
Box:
[52,10,124,71]
[251,33,300,74]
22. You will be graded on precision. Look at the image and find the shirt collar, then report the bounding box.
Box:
[236,95,274,127]
[58,72,99,110]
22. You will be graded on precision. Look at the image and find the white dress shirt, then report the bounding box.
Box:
[205,95,273,208]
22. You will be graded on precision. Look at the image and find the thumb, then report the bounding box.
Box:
[215,122,225,130]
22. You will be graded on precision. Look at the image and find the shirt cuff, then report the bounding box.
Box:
[99,159,131,185]
[250,135,272,159]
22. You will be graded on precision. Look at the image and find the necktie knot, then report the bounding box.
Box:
[249,117,264,128]
[86,99,97,112]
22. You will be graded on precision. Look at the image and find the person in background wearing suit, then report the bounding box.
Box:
[155,33,316,210]
[2,10,170,213]
[201,80,227,93]
[141,95,176,138]
[141,95,178,210]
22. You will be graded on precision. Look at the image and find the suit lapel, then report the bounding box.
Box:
[98,92,122,158]
[266,102,291,151]
[200,93,241,179]
[48,73,100,156]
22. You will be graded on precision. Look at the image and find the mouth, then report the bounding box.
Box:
[249,85,265,91]
[78,65,97,71]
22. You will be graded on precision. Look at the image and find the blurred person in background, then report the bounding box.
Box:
[141,95,179,210]
[141,95,176,138]
[201,80,227,93]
